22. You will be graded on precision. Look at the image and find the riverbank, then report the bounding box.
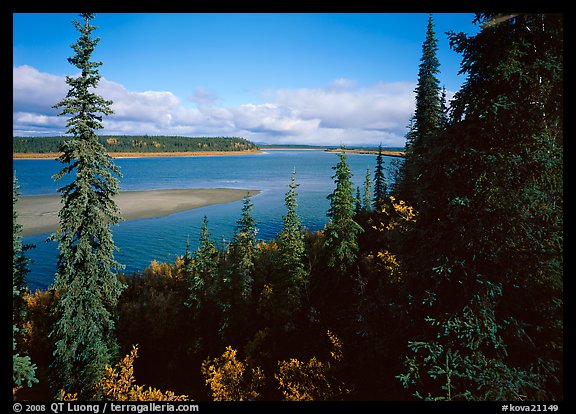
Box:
[13,150,263,160]
[15,188,260,236]
[324,148,405,157]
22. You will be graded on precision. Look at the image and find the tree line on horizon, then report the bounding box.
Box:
[13,13,562,402]
[13,135,259,154]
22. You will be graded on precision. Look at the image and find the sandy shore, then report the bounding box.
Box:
[15,188,260,236]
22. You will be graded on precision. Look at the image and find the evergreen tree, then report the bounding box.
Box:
[230,195,258,301]
[275,170,307,318]
[49,13,125,397]
[372,144,387,210]
[362,167,372,212]
[13,175,33,327]
[221,195,258,343]
[13,175,38,393]
[397,14,443,205]
[187,216,219,311]
[185,216,220,353]
[325,149,364,274]
[398,13,563,400]
[440,86,449,128]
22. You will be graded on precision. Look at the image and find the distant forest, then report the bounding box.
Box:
[13,136,259,153]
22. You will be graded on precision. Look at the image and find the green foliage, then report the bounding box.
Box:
[13,346,39,391]
[13,176,34,323]
[219,195,259,344]
[274,171,307,321]
[398,279,543,400]
[397,14,444,205]
[185,216,223,355]
[13,175,38,394]
[13,135,258,153]
[49,13,125,398]
[372,144,387,210]
[186,216,220,312]
[362,167,372,212]
[397,13,563,401]
[324,149,364,274]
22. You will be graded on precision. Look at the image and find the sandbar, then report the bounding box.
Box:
[15,188,260,236]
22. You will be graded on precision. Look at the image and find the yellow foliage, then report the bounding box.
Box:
[57,389,78,401]
[21,289,54,355]
[370,197,416,282]
[201,346,265,401]
[143,258,188,281]
[327,330,343,362]
[144,259,173,279]
[171,255,190,279]
[372,196,416,233]
[96,345,189,401]
[376,250,400,273]
[257,240,278,252]
[275,330,349,401]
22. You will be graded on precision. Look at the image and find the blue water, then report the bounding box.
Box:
[14,150,397,291]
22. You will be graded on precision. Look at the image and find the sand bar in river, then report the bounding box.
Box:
[15,188,260,236]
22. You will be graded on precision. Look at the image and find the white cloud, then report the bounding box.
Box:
[13,65,68,115]
[13,65,419,146]
[188,86,219,108]
[330,77,357,89]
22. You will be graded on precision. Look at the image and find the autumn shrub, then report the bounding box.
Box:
[201,346,265,401]
[275,330,350,401]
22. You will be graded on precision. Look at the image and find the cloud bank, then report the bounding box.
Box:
[13,65,418,146]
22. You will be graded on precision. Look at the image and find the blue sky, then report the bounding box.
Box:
[13,13,480,146]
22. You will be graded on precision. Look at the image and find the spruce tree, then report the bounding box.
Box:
[193,219,217,301]
[49,13,125,397]
[13,175,38,392]
[230,195,258,301]
[325,149,363,274]
[221,195,258,343]
[13,176,33,328]
[186,216,220,353]
[275,170,307,317]
[372,144,387,210]
[362,167,372,212]
[355,187,362,216]
[397,14,443,205]
[187,216,219,311]
[398,13,563,400]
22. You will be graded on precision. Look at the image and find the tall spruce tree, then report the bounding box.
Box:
[397,14,443,205]
[186,216,220,353]
[362,167,372,213]
[372,144,387,210]
[275,170,307,317]
[325,149,364,274]
[220,195,258,344]
[397,13,563,400]
[49,13,125,397]
[187,216,219,311]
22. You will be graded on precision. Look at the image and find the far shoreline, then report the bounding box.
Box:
[13,149,263,160]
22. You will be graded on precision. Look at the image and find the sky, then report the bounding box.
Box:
[13,13,481,147]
